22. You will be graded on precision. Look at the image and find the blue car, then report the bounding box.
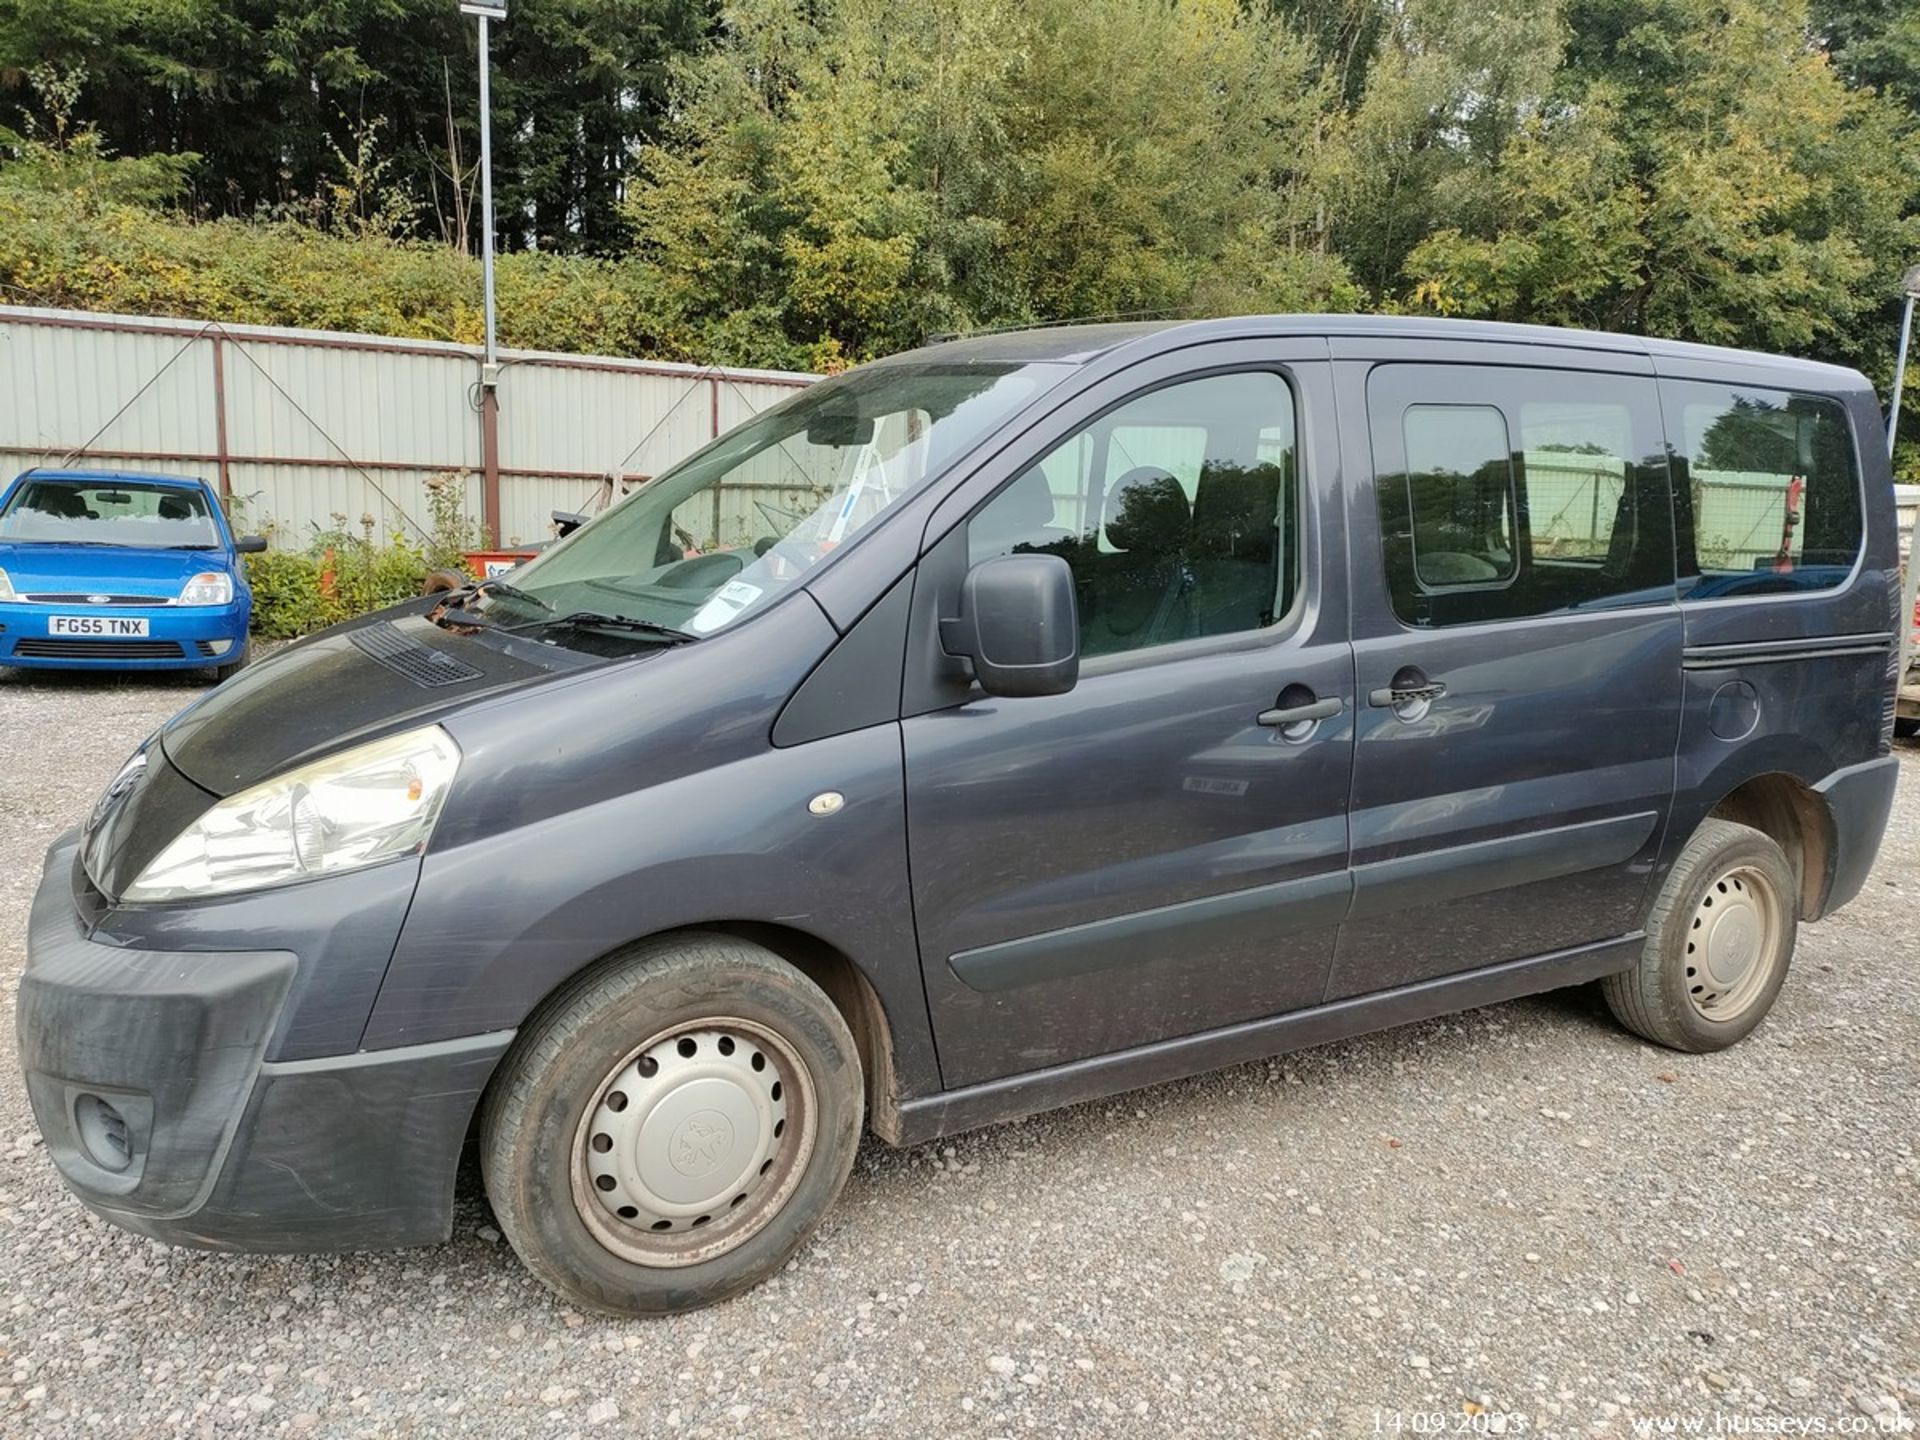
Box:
[0,469,264,682]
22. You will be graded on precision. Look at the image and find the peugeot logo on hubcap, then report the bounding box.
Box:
[668,1110,735,1178]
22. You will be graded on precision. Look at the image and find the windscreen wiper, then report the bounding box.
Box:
[505,610,699,645]
[452,576,552,612]
[428,575,551,635]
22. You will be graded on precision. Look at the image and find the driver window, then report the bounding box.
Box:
[967,371,1298,659]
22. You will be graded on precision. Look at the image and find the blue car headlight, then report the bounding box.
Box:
[0,567,14,601]
[179,571,234,606]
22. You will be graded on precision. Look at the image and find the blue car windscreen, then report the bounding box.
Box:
[0,480,223,550]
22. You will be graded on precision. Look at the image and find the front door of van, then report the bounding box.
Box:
[901,348,1356,1089]
[1327,351,1684,999]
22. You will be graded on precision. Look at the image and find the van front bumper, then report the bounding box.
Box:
[15,835,511,1252]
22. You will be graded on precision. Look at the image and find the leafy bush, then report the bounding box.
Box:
[0,181,701,361]
[421,472,485,574]
[242,547,341,641]
[240,477,484,638]
[242,530,430,639]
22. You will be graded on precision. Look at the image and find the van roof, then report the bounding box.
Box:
[892,314,1866,385]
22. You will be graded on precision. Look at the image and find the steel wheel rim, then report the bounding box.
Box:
[1683,863,1783,1022]
[570,1016,816,1269]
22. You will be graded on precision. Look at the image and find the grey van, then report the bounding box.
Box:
[17,317,1901,1315]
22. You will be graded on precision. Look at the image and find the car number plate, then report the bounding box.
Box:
[49,614,150,638]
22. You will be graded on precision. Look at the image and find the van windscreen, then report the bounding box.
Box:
[475,360,1065,642]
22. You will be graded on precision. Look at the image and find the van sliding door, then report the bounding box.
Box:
[1329,353,1683,999]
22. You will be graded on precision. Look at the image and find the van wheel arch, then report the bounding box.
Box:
[1701,772,1835,921]
[706,923,904,1143]
[493,923,905,1146]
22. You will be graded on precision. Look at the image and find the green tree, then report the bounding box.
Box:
[1322,0,1570,300]
[628,0,1356,369]
[1405,0,1918,368]
[0,0,1912,436]
[0,0,712,253]
[490,0,715,254]
[0,62,198,209]
[1813,0,1920,105]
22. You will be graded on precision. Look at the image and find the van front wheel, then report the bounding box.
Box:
[1602,818,1797,1053]
[481,934,864,1316]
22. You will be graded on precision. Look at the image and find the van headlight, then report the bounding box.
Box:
[179,571,234,606]
[121,726,461,903]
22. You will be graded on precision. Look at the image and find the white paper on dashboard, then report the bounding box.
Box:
[687,579,764,635]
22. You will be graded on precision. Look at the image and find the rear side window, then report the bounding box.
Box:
[1370,366,1675,628]
[1401,406,1518,589]
[1664,382,1862,599]
[1521,400,1637,565]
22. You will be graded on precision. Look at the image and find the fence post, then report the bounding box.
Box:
[210,334,232,500]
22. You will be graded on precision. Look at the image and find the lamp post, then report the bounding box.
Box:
[460,0,507,544]
[1891,264,1920,458]
[1895,264,1920,688]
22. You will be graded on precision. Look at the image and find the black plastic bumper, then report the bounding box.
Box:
[1813,754,1900,919]
[16,835,512,1252]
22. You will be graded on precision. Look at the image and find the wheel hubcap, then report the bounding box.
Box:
[1683,864,1782,1021]
[572,1019,813,1268]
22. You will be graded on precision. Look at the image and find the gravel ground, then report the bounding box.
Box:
[0,665,1914,1439]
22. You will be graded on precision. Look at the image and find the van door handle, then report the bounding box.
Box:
[1257,696,1342,727]
[1367,681,1447,708]
[1368,666,1447,722]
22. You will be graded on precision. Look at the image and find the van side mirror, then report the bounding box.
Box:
[938,553,1080,698]
[233,535,268,554]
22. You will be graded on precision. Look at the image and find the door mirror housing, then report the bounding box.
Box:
[233,535,268,554]
[939,553,1080,698]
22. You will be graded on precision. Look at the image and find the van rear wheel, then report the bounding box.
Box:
[1602,818,1797,1053]
[481,934,863,1316]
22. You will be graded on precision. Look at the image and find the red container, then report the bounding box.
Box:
[464,548,539,581]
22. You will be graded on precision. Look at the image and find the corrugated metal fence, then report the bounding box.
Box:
[0,305,814,549]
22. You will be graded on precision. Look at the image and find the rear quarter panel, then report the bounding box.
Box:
[1657,377,1899,907]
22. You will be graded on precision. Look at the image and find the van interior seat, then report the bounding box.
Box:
[1085,466,1195,654]
[1415,550,1502,585]
[1189,460,1282,634]
[970,467,1071,565]
[156,494,192,521]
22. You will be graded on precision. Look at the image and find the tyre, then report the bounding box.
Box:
[1602,818,1797,1052]
[422,567,470,596]
[210,639,250,685]
[481,933,864,1316]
